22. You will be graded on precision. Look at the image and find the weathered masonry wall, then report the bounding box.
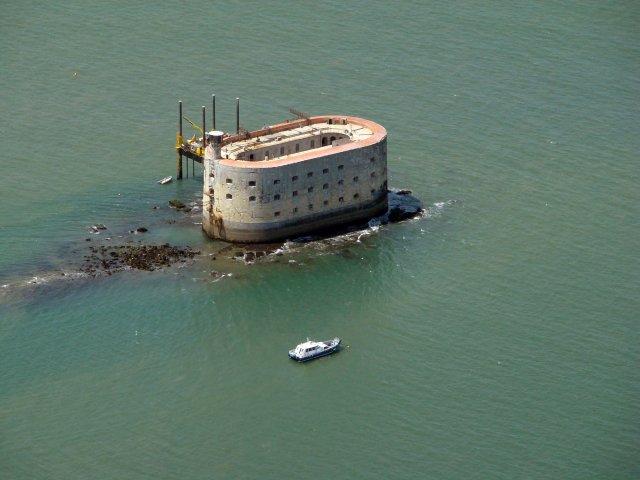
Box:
[202,116,388,243]
[234,131,351,162]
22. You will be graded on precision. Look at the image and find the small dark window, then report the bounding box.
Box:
[322,168,328,174]
[292,191,298,197]
[249,154,254,160]
[371,172,376,178]
[371,189,375,195]
[274,211,280,217]
[328,119,333,125]
[354,193,359,199]
[293,207,298,213]
[292,175,298,182]
[308,187,313,193]
[322,183,329,189]
[322,137,328,146]
[226,178,233,184]
[353,176,359,182]
[274,194,281,200]
[226,193,232,199]
[338,179,344,185]
[248,180,256,186]
[307,172,313,178]
[249,196,256,202]
[280,147,285,155]
[323,200,329,206]
[339,196,344,203]
[295,144,300,152]
[338,165,344,170]
[370,157,375,163]
[308,204,313,210]
[274,179,280,185]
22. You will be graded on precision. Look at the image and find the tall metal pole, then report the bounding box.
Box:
[202,105,206,145]
[177,100,183,180]
[236,97,240,134]
[212,94,216,130]
[201,105,206,179]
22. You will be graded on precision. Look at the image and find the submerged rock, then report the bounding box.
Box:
[388,205,422,223]
[80,243,199,276]
[169,199,186,209]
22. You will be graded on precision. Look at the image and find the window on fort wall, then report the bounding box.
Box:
[323,183,328,190]
[339,197,344,203]
[338,165,344,170]
[354,193,359,199]
[280,147,284,156]
[249,196,256,202]
[338,180,344,185]
[274,179,280,185]
[322,168,328,174]
[371,172,376,178]
[308,187,313,193]
[226,194,232,199]
[293,207,298,213]
[274,194,281,200]
[308,204,313,210]
[295,144,300,152]
[226,178,232,184]
[274,211,280,217]
[249,154,254,160]
[323,200,328,206]
[370,157,375,163]
[307,172,313,177]
[292,175,298,182]
[292,191,298,197]
[353,176,359,182]
[249,180,256,186]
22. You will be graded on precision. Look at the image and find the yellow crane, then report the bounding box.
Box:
[182,115,203,134]
[176,115,205,157]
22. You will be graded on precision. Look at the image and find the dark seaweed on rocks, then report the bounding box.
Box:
[81,244,199,275]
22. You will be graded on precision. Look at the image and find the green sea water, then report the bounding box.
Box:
[1,1,639,478]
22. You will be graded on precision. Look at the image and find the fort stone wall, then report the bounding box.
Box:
[202,116,387,243]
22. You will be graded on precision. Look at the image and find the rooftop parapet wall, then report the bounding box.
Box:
[218,116,387,169]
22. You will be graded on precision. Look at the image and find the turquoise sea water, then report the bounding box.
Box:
[1,1,639,478]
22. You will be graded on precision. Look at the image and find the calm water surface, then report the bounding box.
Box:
[1,1,638,478]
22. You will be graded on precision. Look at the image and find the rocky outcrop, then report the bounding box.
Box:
[81,244,199,275]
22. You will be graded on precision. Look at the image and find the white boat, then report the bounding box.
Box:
[288,337,341,362]
[158,176,173,185]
